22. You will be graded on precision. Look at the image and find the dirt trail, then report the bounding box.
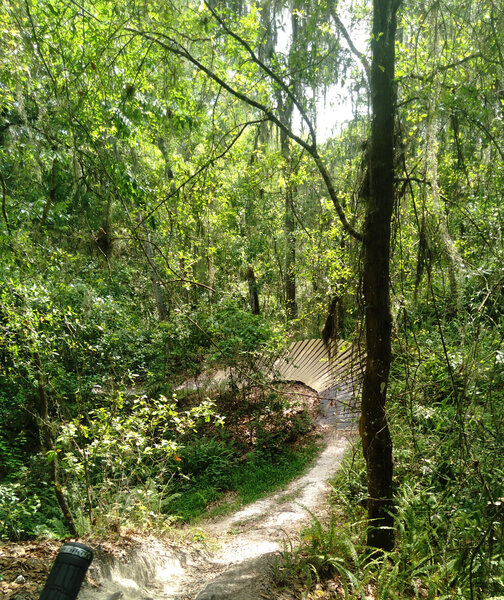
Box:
[78,403,356,600]
[0,397,356,600]
[183,427,355,600]
[2,342,362,600]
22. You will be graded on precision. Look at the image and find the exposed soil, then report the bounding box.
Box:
[0,383,358,600]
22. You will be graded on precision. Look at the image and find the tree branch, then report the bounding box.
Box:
[329,6,371,84]
[24,0,59,92]
[203,0,317,145]
[137,117,267,229]
[116,236,216,293]
[124,27,364,242]
[126,28,313,150]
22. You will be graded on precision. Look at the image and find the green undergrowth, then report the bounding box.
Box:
[166,437,320,521]
[0,378,319,539]
[275,325,504,600]
[162,379,320,522]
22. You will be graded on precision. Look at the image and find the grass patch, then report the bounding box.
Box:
[166,439,320,521]
[234,442,319,504]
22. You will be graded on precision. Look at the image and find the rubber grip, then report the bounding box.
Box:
[39,542,93,600]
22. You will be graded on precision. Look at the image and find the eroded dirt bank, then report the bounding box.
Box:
[1,387,358,600]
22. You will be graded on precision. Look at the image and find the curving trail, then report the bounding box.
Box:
[79,428,356,600]
[79,340,363,600]
[182,429,356,600]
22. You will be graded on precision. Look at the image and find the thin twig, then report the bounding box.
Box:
[0,171,10,235]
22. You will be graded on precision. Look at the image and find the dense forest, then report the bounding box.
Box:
[1,0,503,598]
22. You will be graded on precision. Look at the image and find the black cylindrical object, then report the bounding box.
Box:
[39,542,93,600]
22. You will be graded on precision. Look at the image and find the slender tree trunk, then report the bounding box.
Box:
[140,222,169,321]
[414,215,428,303]
[0,170,10,236]
[280,9,299,323]
[33,352,78,537]
[96,195,114,258]
[279,113,297,322]
[360,0,400,552]
[246,265,260,315]
[284,187,297,321]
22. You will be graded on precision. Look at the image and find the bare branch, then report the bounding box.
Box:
[203,0,317,145]
[125,28,314,151]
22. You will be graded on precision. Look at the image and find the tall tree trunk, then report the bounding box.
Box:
[0,170,10,236]
[284,187,297,321]
[277,115,297,322]
[96,195,114,258]
[414,215,429,303]
[360,0,400,552]
[322,293,344,345]
[138,218,169,321]
[280,9,299,323]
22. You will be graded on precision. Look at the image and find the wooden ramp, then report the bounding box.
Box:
[270,339,363,393]
[266,339,364,429]
[177,338,364,429]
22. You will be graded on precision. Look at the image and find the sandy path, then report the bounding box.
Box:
[183,426,355,600]
[79,417,356,600]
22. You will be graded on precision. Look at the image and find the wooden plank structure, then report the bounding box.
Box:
[267,339,365,429]
[177,338,364,429]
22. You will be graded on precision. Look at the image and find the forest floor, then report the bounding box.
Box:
[0,389,358,600]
